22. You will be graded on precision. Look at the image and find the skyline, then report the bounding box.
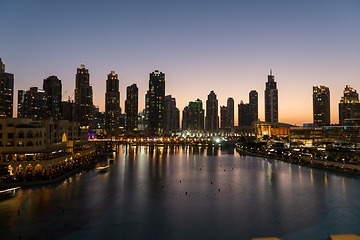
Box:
[1,0,359,126]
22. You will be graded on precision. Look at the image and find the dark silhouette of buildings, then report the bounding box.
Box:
[265,70,278,122]
[105,71,120,136]
[125,84,138,132]
[62,99,75,122]
[43,76,62,120]
[75,64,94,129]
[227,97,234,129]
[339,85,360,125]
[164,95,179,132]
[183,99,205,131]
[313,85,330,127]
[238,90,258,126]
[0,58,14,117]
[17,90,25,118]
[220,106,228,129]
[148,70,165,135]
[205,90,219,132]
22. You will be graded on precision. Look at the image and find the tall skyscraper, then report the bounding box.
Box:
[62,99,75,122]
[264,70,278,123]
[182,106,190,130]
[220,106,228,129]
[238,101,250,126]
[0,58,14,118]
[249,90,258,123]
[74,64,94,129]
[125,84,138,132]
[205,90,219,132]
[17,90,25,118]
[22,87,47,120]
[43,75,62,120]
[105,71,120,136]
[164,95,180,132]
[227,97,234,129]
[313,85,330,127]
[148,70,165,135]
[339,85,360,125]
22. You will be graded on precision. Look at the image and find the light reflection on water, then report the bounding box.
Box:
[0,145,360,240]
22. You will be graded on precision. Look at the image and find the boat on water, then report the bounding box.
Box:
[0,187,21,199]
[97,165,109,172]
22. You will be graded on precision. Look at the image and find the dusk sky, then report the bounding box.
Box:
[1,0,359,126]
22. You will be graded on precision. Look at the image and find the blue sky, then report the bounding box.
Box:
[1,0,359,125]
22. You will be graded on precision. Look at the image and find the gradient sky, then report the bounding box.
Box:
[1,0,359,126]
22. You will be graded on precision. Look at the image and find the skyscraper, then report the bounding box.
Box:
[227,97,234,129]
[125,84,138,132]
[313,86,330,127]
[220,106,228,129]
[205,90,219,132]
[22,87,47,120]
[105,71,120,136]
[43,75,62,120]
[339,85,360,125]
[148,70,165,135]
[182,106,190,130]
[74,64,94,129]
[0,58,14,118]
[164,95,180,132]
[238,101,250,126]
[249,90,258,123]
[265,70,278,123]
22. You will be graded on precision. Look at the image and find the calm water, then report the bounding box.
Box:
[1,145,360,240]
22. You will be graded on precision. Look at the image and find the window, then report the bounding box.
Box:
[17,141,24,146]
[26,141,33,146]
[18,131,24,138]
[8,133,14,138]
[0,124,2,130]
[27,131,33,138]
[0,133,2,138]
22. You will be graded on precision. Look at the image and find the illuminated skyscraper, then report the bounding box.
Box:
[74,64,94,129]
[205,90,219,132]
[43,75,62,120]
[182,99,205,131]
[313,86,330,127]
[164,95,179,132]
[339,85,360,125]
[17,90,25,118]
[105,71,120,135]
[22,87,47,120]
[0,58,14,118]
[148,70,165,135]
[227,97,234,129]
[264,70,278,123]
[125,84,138,132]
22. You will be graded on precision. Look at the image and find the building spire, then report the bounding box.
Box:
[270,69,272,75]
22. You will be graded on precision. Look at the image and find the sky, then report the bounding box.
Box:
[1,0,359,126]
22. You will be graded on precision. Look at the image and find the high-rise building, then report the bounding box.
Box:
[313,86,330,127]
[220,106,228,129]
[249,90,258,123]
[0,58,14,118]
[164,95,179,132]
[43,75,62,120]
[182,106,190,130]
[238,101,250,126]
[226,97,234,129]
[74,64,94,129]
[125,84,138,132]
[205,90,219,132]
[265,70,278,123]
[182,99,205,131]
[148,70,165,135]
[17,90,25,118]
[339,85,360,125]
[22,87,47,120]
[105,71,120,136]
[61,99,74,122]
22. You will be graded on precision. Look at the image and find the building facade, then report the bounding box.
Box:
[164,95,179,132]
[74,64,94,130]
[249,90,258,123]
[265,70,278,123]
[21,87,47,120]
[205,90,219,132]
[148,70,165,135]
[125,84,138,132]
[227,97,234,129]
[313,85,330,127]
[105,71,120,136]
[220,106,228,129]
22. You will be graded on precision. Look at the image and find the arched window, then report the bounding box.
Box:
[26,141,33,146]
[27,131,33,138]
[17,141,24,146]
[18,131,24,138]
